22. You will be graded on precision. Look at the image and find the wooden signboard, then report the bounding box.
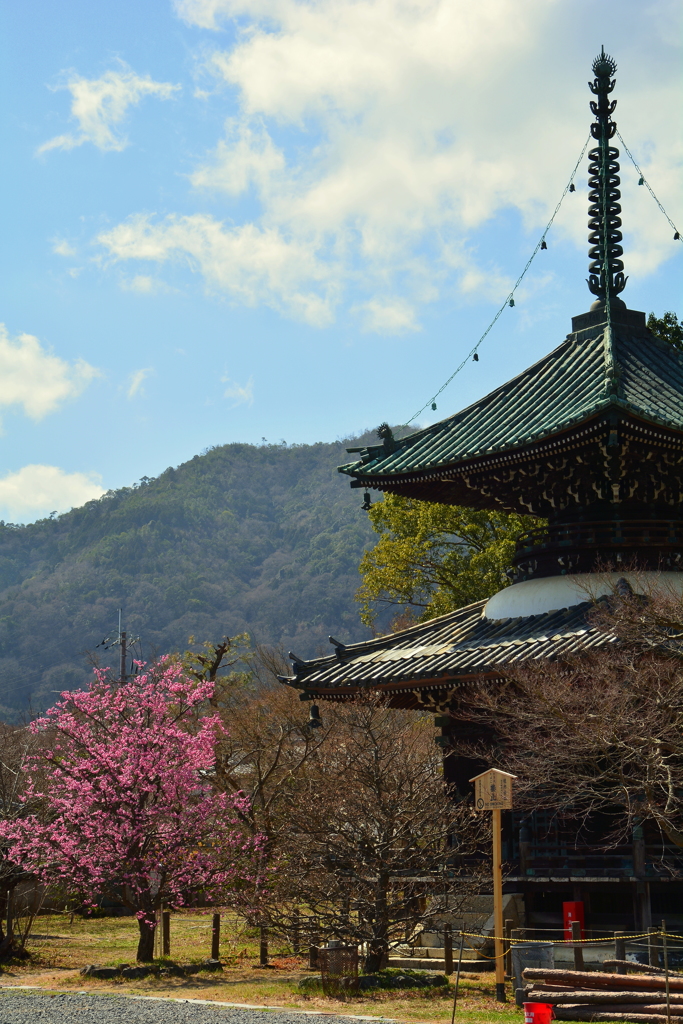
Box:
[469,768,515,810]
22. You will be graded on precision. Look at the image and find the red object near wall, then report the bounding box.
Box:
[563,900,585,940]
[524,1003,554,1024]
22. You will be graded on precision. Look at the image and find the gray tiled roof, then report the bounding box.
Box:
[283,600,614,697]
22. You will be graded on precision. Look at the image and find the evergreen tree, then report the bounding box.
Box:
[357,493,538,628]
[648,311,683,351]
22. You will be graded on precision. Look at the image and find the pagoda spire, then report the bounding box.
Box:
[587,47,627,306]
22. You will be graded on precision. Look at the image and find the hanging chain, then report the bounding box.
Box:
[407,135,590,425]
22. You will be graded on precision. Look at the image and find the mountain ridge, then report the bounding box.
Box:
[0,430,391,719]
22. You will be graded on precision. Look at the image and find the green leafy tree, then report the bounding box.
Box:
[357,494,539,628]
[648,311,683,351]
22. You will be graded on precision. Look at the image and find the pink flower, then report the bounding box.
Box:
[0,662,261,920]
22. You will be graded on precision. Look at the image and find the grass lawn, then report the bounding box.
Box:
[0,913,526,1024]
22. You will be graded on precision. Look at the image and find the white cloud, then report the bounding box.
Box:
[52,239,76,256]
[122,274,164,294]
[127,368,153,399]
[0,465,105,524]
[38,62,180,154]
[358,299,419,334]
[173,0,238,29]
[99,214,338,325]
[190,119,285,196]
[106,0,683,331]
[222,374,254,406]
[0,325,99,421]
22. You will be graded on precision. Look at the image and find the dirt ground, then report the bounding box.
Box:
[0,914,524,1024]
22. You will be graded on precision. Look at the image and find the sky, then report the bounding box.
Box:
[0,0,681,523]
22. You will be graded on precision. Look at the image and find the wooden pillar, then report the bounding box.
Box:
[493,808,506,1002]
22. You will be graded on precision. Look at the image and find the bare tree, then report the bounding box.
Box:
[254,698,489,972]
[180,641,488,968]
[211,673,331,854]
[456,580,683,851]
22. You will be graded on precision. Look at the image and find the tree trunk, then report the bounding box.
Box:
[364,938,388,973]
[136,916,156,962]
[364,872,390,973]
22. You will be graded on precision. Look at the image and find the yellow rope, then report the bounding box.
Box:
[459,930,683,945]
[461,935,508,960]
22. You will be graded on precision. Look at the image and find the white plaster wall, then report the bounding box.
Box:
[484,571,683,620]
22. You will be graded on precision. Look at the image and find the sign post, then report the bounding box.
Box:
[470,768,516,1004]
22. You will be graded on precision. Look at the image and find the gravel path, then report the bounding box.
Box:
[0,991,392,1024]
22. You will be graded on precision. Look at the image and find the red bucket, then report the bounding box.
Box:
[524,1003,554,1024]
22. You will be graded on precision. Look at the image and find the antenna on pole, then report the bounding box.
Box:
[96,608,140,682]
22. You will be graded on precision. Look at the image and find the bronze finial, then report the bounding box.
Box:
[587,46,627,305]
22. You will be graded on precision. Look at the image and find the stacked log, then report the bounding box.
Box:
[523,967,683,1024]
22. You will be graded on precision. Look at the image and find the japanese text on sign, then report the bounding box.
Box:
[470,768,515,810]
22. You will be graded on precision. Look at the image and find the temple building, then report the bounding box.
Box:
[280,50,683,936]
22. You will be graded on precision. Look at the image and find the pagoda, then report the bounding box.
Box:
[280,52,683,936]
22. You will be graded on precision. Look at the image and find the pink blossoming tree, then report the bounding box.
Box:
[0,661,260,961]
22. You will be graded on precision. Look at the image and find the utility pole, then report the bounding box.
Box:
[96,608,139,684]
[119,609,127,683]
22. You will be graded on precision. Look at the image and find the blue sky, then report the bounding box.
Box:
[0,0,681,522]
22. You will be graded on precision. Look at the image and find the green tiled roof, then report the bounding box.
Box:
[340,308,683,484]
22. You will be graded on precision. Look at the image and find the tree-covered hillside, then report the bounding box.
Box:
[0,433,385,718]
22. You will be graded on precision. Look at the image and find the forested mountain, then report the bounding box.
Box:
[0,431,389,719]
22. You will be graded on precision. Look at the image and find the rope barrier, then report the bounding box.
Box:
[616,129,682,243]
[406,134,591,424]
[460,930,683,944]
[461,934,508,960]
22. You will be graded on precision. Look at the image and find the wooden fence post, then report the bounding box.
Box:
[162,909,171,956]
[6,889,13,943]
[211,913,220,960]
[260,925,268,966]
[572,920,584,972]
[444,923,453,975]
[504,919,513,980]
[614,931,626,972]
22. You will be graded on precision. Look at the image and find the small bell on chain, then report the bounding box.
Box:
[361,491,372,511]
[509,297,515,308]
[473,352,479,362]
[638,176,644,186]
[431,402,437,411]
[569,183,576,193]
[540,239,547,250]
[675,232,680,241]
